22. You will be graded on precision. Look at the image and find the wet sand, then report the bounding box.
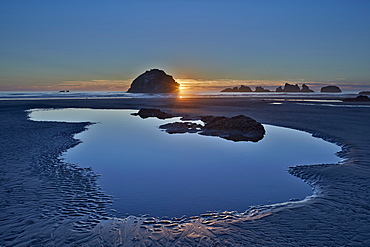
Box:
[1,97,370,246]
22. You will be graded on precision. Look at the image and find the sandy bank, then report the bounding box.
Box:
[1,97,370,246]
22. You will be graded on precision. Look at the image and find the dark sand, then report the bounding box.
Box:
[1,97,370,246]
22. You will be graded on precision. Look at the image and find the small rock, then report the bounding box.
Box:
[359,91,370,95]
[342,95,370,102]
[159,122,202,134]
[132,108,174,119]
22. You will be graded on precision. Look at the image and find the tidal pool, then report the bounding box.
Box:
[30,108,342,218]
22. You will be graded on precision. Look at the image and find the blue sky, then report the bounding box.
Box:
[0,0,369,91]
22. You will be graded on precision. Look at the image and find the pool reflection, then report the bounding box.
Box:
[30,108,342,218]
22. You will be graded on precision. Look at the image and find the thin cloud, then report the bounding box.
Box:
[1,78,368,92]
[57,80,131,91]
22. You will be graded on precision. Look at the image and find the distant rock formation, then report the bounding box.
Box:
[276,83,314,92]
[301,84,314,92]
[286,83,300,92]
[221,85,272,92]
[359,91,370,95]
[221,84,314,93]
[320,85,342,93]
[221,87,238,92]
[342,95,370,102]
[254,86,270,92]
[239,85,253,92]
[127,69,180,93]
[131,108,174,119]
[221,85,252,92]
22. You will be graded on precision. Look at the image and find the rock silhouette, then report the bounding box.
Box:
[276,83,314,92]
[359,91,370,95]
[342,95,370,102]
[321,85,342,93]
[301,84,314,92]
[127,69,180,93]
[159,115,265,142]
[132,108,174,119]
[221,85,252,92]
[255,86,270,92]
[200,115,265,142]
[159,122,202,133]
[221,83,314,93]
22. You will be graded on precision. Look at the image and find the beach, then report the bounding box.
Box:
[1,96,370,246]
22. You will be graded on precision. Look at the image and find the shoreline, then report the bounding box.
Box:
[1,97,370,246]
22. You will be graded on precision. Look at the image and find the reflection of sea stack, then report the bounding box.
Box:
[127,69,180,93]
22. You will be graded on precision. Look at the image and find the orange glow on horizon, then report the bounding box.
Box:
[1,78,366,93]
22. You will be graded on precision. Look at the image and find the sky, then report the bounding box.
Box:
[0,0,369,91]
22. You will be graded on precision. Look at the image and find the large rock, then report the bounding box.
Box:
[200,115,265,142]
[127,69,180,93]
[283,83,301,92]
[321,85,342,93]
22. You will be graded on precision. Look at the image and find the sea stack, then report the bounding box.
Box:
[221,85,252,92]
[254,86,270,92]
[342,95,370,102]
[320,85,342,93]
[301,84,314,92]
[127,69,180,93]
[276,83,314,92]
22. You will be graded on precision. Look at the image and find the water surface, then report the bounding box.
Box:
[30,108,341,217]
